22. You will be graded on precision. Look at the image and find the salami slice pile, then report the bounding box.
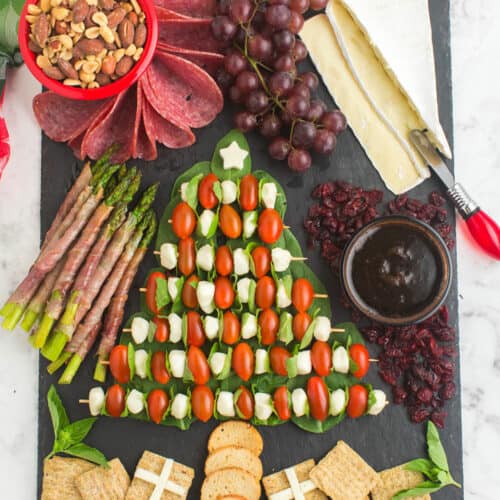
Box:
[32,0,224,163]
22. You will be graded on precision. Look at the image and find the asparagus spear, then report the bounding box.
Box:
[58,212,157,384]
[42,183,159,361]
[93,212,157,382]
[1,164,120,331]
[31,169,139,348]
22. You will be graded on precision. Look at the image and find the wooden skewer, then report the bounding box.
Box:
[153,250,160,255]
[314,294,328,299]
[168,219,172,223]
[139,287,146,292]
[330,328,345,333]
[283,225,290,229]
[290,256,308,261]
[123,328,132,333]
[79,399,89,404]
[369,358,379,362]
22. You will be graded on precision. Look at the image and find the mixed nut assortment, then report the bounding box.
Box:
[26,0,148,88]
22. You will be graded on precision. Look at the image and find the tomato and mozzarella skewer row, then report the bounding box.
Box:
[79,380,386,423]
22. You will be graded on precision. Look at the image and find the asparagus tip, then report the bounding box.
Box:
[58,354,82,384]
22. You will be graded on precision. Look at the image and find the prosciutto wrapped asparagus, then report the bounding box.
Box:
[58,211,157,384]
[32,168,140,348]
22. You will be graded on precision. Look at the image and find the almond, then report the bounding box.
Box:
[134,22,147,47]
[106,6,126,29]
[28,39,43,54]
[96,72,111,85]
[54,20,68,34]
[72,0,89,23]
[118,18,134,48]
[84,6,98,28]
[33,14,50,47]
[75,37,105,55]
[57,58,79,79]
[115,54,133,76]
[42,65,65,80]
[127,11,138,25]
[99,0,116,10]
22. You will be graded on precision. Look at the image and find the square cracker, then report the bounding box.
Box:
[262,459,327,499]
[41,456,96,500]
[75,458,130,500]
[309,441,378,500]
[371,465,431,500]
[125,450,194,500]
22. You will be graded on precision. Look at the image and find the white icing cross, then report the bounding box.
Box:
[135,458,186,500]
[219,141,248,170]
[269,466,317,500]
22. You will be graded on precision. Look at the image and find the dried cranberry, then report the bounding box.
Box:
[431,410,448,428]
[410,407,431,423]
[440,382,456,400]
[430,191,446,207]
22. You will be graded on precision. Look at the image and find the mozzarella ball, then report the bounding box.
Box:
[196,244,214,272]
[271,248,292,272]
[332,346,350,374]
[261,182,278,208]
[160,243,178,270]
[221,180,237,204]
[168,313,182,343]
[330,389,347,416]
[171,393,189,419]
[313,316,331,341]
[291,388,308,417]
[217,391,235,417]
[203,315,219,340]
[126,389,144,415]
[135,349,148,379]
[368,390,387,416]
[169,350,186,378]
[131,317,149,344]
[88,387,105,416]
[233,248,250,276]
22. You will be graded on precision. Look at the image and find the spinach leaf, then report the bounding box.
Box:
[210,129,251,180]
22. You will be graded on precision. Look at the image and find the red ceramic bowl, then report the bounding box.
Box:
[18,0,158,100]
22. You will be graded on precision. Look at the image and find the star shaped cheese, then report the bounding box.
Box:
[219,141,248,170]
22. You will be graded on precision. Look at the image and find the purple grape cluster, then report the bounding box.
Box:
[211,0,347,172]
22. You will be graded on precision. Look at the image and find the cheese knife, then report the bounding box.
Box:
[410,129,500,260]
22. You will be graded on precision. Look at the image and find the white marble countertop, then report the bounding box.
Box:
[1,1,499,498]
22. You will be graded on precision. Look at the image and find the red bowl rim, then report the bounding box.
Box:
[19,0,158,100]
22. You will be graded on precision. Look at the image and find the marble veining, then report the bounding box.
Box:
[1,1,500,498]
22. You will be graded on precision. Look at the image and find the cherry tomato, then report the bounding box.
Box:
[214,276,235,310]
[219,204,242,239]
[171,201,196,239]
[270,346,291,376]
[182,275,199,309]
[255,275,276,309]
[349,344,370,379]
[273,386,291,420]
[198,173,219,209]
[235,386,254,420]
[307,376,329,421]
[258,208,283,244]
[232,342,255,381]
[151,351,170,384]
[106,384,125,418]
[145,271,166,315]
[251,246,271,278]
[258,309,279,345]
[178,237,196,276]
[239,174,259,211]
[187,310,205,347]
[292,277,314,312]
[222,311,240,344]
[215,245,233,276]
[347,385,368,419]
[191,385,214,422]
[147,389,169,424]
[311,341,332,376]
[187,345,210,384]
[109,345,130,384]
[292,312,312,342]
[153,316,169,343]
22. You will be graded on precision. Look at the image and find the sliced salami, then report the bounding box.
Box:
[156,42,224,76]
[158,18,223,53]
[32,92,112,142]
[68,132,86,160]
[81,87,137,163]
[142,88,195,149]
[154,0,216,17]
[132,83,157,160]
[155,5,190,20]
[143,52,223,129]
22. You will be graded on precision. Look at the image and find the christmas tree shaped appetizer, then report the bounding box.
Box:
[82,130,387,433]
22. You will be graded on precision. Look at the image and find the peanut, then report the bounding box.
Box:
[72,0,89,22]
[40,0,51,12]
[99,0,115,10]
[113,47,125,61]
[130,0,141,14]
[124,42,136,56]
[55,20,69,34]
[106,6,126,28]
[86,0,98,5]
[113,30,122,48]
[27,4,42,15]
[51,7,70,20]
[82,60,99,73]
[101,55,116,74]
[28,39,43,54]
[115,54,133,76]
[50,0,63,7]
[79,69,96,82]
[36,54,52,69]
[132,46,143,61]
[70,21,85,33]
[58,34,73,49]
[63,78,81,86]
[127,11,137,25]
[87,81,100,88]
[84,26,100,38]
[92,11,108,26]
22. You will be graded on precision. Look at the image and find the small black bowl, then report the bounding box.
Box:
[340,215,452,325]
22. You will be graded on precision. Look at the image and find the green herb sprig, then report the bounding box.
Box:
[393,421,460,499]
[46,385,108,467]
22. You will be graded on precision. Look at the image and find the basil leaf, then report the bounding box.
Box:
[286,355,298,378]
[47,385,70,438]
[147,320,157,343]
[212,181,222,202]
[185,173,203,210]
[0,1,22,54]
[367,388,377,413]
[392,481,444,500]
[58,418,97,448]
[426,421,449,472]
[217,347,233,380]
[278,311,293,344]
[128,342,136,379]
[64,443,109,468]
[299,317,316,350]
[155,277,170,311]
[404,458,437,479]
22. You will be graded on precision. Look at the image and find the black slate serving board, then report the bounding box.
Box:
[37,1,462,497]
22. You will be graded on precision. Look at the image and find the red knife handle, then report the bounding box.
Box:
[465,209,500,260]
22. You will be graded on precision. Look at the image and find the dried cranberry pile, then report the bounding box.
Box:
[363,307,457,428]
[304,181,457,427]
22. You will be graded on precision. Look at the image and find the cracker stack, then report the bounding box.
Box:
[371,465,431,500]
[309,441,379,500]
[263,458,327,499]
[201,421,263,500]
[125,450,195,500]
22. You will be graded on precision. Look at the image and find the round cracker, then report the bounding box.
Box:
[201,467,261,500]
[205,446,263,480]
[207,421,264,456]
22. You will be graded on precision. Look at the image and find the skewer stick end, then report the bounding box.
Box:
[290,256,308,261]
[153,250,160,255]
[369,358,379,363]
[330,328,345,333]
[139,287,147,292]
[99,360,110,365]
[123,328,132,333]
[314,294,329,299]
[79,399,89,404]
